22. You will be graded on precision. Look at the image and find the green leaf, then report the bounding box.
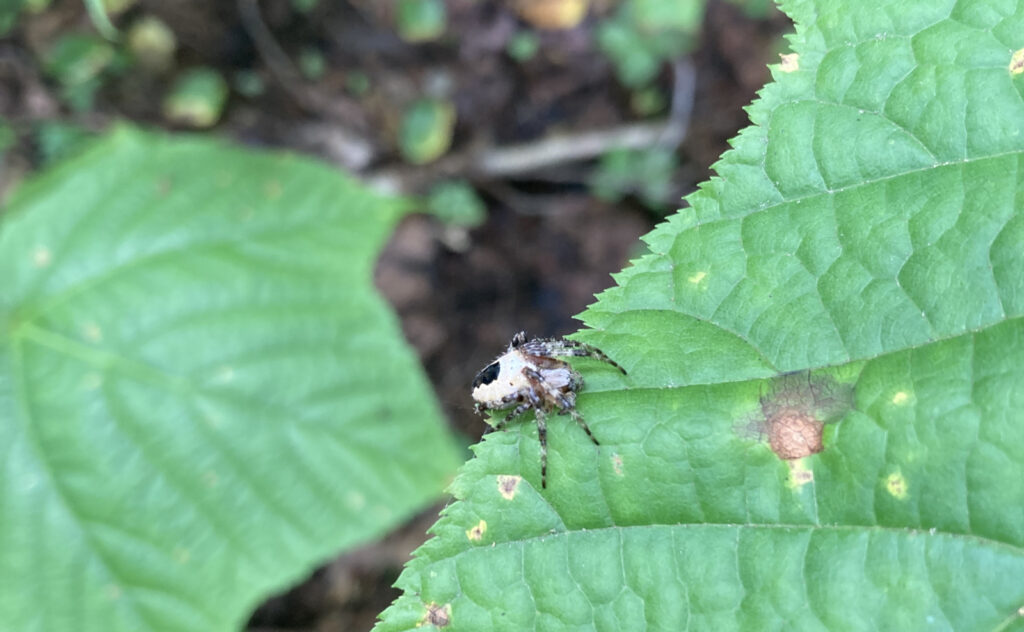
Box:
[597,0,703,88]
[398,99,456,165]
[396,0,447,43]
[425,181,486,228]
[162,67,229,128]
[0,0,25,35]
[43,33,117,111]
[83,0,119,39]
[0,127,461,631]
[376,0,1024,629]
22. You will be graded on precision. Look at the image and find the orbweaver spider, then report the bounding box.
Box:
[471,332,626,488]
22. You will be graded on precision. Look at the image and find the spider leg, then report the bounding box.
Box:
[502,401,533,424]
[534,405,549,489]
[517,386,549,489]
[521,339,627,374]
[524,367,600,448]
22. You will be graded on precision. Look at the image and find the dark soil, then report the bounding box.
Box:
[0,1,791,629]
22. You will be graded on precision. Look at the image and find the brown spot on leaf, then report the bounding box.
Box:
[466,520,486,541]
[744,372,854,461]
[497,474,521,500]
[769,410,823,459]
[779,53,799,72]
[419,602,452,628]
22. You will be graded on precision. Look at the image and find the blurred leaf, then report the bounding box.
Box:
[233,69,266,98]
[126,15,177,73]
[399,98,455,165]
[0,119,14,155]
[396,0,446,43]
[376,0,1024,629]
[426,181,486,228]
[513,0,590,30]
[34,120,96,165]
[292,0,319,13]
[591,147,678,212]
[0,0,24,35]
[43,33,116,111]
[298,46,326,80]
[162,67,229,128]
[0,127,462,631]
[83,0,118,39]
[345,71,371,97]
[629,85,667,115]
[723,0,779,18]
[596,0,703,88]
[506,30,540,62]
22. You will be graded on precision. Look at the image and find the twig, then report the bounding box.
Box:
[236,0,372,136]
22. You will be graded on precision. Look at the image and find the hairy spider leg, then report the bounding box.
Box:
[521,339,627,374]
[529,397,549,489]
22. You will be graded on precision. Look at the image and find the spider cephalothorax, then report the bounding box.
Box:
[471,332,627,488]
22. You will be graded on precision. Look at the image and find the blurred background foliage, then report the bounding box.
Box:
[0,0,791,628]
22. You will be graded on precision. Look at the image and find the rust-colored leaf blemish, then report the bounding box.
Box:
[497,474,521,500]
[418,602,452,628]
[769,410,823,459]
[745,372,854,461]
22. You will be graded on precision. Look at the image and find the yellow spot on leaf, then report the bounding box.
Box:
[105,584,122,600]
[33,247,52,268]
[497,475,521,500]
[779,53,799,73]
[892,391,909,405]
[1011,48,1024,75]
[202,470,219,488]
[885,471,909,500]
[786,459,814,488]
[264,179,283,199]
[466,520,486,541]
[688,271,707,284]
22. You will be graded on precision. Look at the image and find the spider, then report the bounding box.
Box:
[471,332,627,488]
